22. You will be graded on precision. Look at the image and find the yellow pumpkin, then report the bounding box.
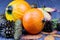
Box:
[5,1,31,21]
[23,8,44,34]
[14,0,24,1]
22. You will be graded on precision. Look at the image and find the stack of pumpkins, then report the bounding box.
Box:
[5,0,45,34]
[5,0,57,38]
[4,0,56,40]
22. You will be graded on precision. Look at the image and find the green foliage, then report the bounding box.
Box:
[51,19,58,29]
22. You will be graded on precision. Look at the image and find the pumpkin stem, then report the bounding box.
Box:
[42,5,46,10]
[42,18,47,23]
[31,4,37,8]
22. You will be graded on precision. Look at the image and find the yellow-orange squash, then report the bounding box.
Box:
[5,1,31,21]
[14,0,24,1]
[23,8,44,34]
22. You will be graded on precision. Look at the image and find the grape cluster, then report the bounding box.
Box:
[0,14,7,35]
[4,21,14,38]
[56,23,60,31]
[42,21,53,32]
[0,20,14,38]
[0,23,4,35]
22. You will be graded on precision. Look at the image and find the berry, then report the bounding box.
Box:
[56,23,60,31]
[42,21,53,32]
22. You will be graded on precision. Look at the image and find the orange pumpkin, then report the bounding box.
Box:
[23,8,44,34]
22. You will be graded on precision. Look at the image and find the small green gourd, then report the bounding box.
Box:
[14,19,22,40]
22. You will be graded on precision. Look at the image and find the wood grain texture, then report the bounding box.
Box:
[21,34,42,40]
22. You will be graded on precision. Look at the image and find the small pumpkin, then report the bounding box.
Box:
[23,8,44,34]
[14,0,24,1]
[5,1,31,21]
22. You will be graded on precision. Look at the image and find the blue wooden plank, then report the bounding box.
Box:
[0,0,12,14]
[0,0,60,40]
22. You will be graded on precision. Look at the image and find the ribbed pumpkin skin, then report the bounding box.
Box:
[23,8,44,34]
[14,0,25,1]
[5,1,31,21]
[12,1,31,12]
[12,1,31,20]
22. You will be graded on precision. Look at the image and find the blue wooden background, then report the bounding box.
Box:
[0,0,60,40]
[0,0,60,19]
